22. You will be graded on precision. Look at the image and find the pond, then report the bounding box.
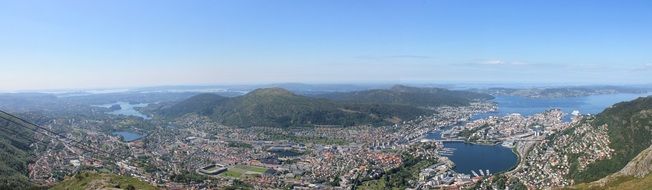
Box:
[112,131,143,142]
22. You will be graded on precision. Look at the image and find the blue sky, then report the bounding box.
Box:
[1,0,651,91]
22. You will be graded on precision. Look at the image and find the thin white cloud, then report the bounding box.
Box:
[481,60,505,65]
[470,59,533,66]
[355,55,432,60]
[630,63,652,72]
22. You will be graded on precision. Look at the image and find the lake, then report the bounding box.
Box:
[112,131,143,142]
[95,102,150,119]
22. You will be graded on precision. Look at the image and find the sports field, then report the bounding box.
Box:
[220,165,269,178]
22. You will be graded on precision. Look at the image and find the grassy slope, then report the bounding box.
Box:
[569,173,652,190]
[50,173,157,190]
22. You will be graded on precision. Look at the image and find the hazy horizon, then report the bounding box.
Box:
[2,1,651,91]
[4,81,650,94]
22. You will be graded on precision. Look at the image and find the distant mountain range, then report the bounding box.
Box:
[0,92,199,114]
[473,86,648,98]
[158,85,493,127]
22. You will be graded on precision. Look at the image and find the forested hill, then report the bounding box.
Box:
[158,93,228,117]
[158,87,459,127]
[570,96,652,183]
[313,85,493,107]
[200,88,374,127]
[0,111,36,189]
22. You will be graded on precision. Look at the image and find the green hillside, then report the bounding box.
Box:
[315,85,493,107]
[159,93,227,117]
[160,88,431,127]
[0,111,37,190]
[218,88,371,127]
[570,173,652,190]
[569,96,652,183]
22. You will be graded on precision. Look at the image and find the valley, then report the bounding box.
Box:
[1,85,649,189]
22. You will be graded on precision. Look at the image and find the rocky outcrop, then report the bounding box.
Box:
[592,144,652,186]
[618,144,652,178]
